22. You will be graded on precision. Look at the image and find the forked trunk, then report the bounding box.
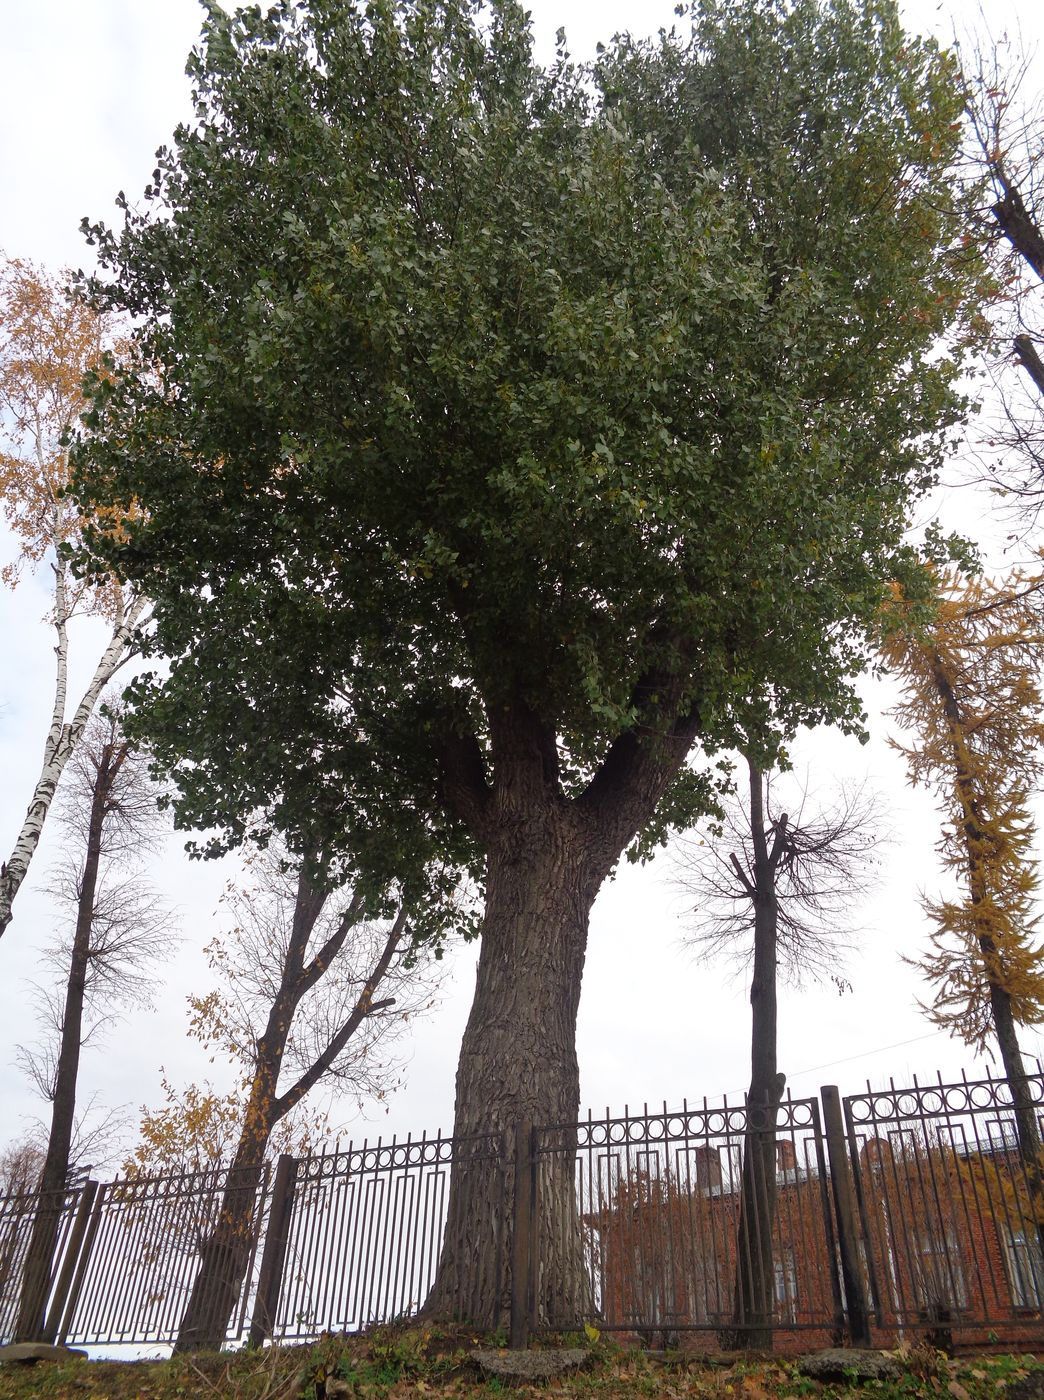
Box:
[423,813,599,1328]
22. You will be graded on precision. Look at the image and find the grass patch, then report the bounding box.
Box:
[0,1330,1041,1400]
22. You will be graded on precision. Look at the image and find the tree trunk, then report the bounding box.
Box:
[988,981,1044,1265]
[931,658,1044,1259]
[14,742,119,1342]
[172,1144,269,1354]
[174,985,289,1352]
[173,872,399,1352]
[725,761,784,1351]
[423,809,600,1328]
[424,690,700,1329]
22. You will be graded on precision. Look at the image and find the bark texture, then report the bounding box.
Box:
[425,693,700,1327]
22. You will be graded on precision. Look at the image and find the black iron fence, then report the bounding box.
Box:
[845,1073,1044,1350]
[268,1130,507,1341]
[2,1070,1043,1353]
[529,1095,841,1341]
[60,1162,270,1349]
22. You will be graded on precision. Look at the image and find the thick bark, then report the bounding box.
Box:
[423,808,599,1327]
[1014,334,1044,399]
[724,761,786,1350]
[0,585,145,941]
[14,741,124,1342]
[425,694,701,1328]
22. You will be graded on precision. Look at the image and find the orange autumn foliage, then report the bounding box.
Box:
[882,566,1044,1049]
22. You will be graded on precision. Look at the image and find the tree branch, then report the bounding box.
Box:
[729,850,757,900]
[1015,334,1044,399]
[296,888,365,996]
[436,730,491,838]
[577,657,702,862]
[272,903,408,1121]
[993,186,1044,284]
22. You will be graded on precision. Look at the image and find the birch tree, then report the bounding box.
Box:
[0,256,147,940]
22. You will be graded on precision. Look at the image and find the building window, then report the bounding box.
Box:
[774,1246,798,1323]
[1003,1229,1044,1310]
[914,1226,968,1313]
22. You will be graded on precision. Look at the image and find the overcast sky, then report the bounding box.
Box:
[2,0,1044,1171]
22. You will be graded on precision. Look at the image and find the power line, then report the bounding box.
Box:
[786,1028,948,1081]
[723,1028,949,1098]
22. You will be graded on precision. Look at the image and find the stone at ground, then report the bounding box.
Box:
[1007,1373,1044,1400]
[0,1343,88,1364]
[797,1348,902,1382]
[471,1347,590,1382]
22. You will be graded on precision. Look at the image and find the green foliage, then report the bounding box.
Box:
[71,0,989,917]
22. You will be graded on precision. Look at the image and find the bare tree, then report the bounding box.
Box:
[13,706,175,1342]
[134,845,447,1353]
[674,756,882,1348]
[0,1140,44,1198]
[955,33,1044,522]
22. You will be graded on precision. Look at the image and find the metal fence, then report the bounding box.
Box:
[845,1069,1044,1350]
[2,1070,1044,1353]
[531,1094,840,1340]
[0,1182,91,1343]
[59,1162,271,1348]
[270,1130,507,1341]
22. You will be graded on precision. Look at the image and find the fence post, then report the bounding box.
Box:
[509,1122,533,1349]
[56,1181,107,1346]
[248,1155,298,1349]
[821,1085,871,1347]
[41,1182,98,1345]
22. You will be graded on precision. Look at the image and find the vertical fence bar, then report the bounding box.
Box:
[41,1182,98,1345]
[248,1155,298,1348]
[821,1085,871,1346]
[56,1181,108,1346]
[510,1122,533,1348]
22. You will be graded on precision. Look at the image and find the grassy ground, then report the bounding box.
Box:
[1,1328,1041,1400]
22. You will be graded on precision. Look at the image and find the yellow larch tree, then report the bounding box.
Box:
[882,566,1044,1166]
[0,255,147,939]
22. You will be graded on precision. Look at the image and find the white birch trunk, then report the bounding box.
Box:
[0,571,147,939]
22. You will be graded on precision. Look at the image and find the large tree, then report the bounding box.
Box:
[73,0,988,1325]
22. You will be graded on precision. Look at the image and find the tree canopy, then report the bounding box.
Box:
[73,0,988,915]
